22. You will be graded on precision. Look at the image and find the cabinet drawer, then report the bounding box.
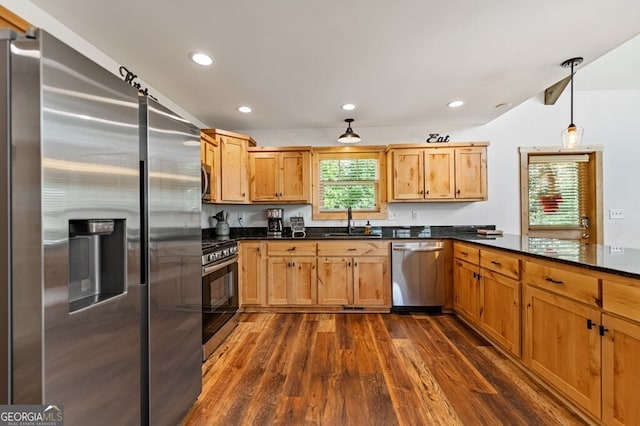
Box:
[267,242,316,256]
[317,241,388,257]
[480,249,520,280]
[453,243,479,264]
[525,260,599,306]
[603,276,640,323]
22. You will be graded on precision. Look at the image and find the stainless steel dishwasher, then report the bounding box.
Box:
[391,241,445,312]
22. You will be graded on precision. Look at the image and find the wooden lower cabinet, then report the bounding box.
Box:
[453,258,480,323]
[601,314,640,426]
[523,285,602,418]
[317,256,390,308]
[317,257,351,305]
[239,242,265,306]
[354,257,389,306]
[479,269,521,356]
[267,257,316,306]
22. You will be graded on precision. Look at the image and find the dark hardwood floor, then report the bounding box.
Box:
[182,313,585,425]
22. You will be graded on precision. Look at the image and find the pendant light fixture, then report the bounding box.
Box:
[338,118,361,144]
[560,57,584,148]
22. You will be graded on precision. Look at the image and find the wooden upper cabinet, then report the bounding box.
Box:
[425,148,455,199]
[248,148,311,203]
[0,6,31,33]
[391,149,424,200]
[220,136,248,202]
[455,146,487,199]
[202,128,255,204]
[388,143,488,202]
[200,132,218,203]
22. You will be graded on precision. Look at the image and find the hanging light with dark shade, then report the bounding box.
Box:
[338,118,361,144]
[560,57,584,148]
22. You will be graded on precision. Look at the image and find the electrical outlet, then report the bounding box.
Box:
[388,210,397,221]
[411,210,418,221]
[609,209,624,219]
[610,246,624,254]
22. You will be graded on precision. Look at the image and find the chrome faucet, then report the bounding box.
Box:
[347,206,353,235]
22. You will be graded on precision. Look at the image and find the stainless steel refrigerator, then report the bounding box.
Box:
[1,29,202,425]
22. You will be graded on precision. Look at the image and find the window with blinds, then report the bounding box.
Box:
[317,154,379,211]
[528,154,589,229]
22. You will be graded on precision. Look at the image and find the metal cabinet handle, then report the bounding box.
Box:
[288,247,296,251]
[599,325,609,336]
[348,248,357,251]
[586,319,595,330]
[460,252,469,256]
[490,260,501,266]
[545,277,563,285]
[354,262,358,267]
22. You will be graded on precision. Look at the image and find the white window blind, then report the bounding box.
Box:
[318,155,379,211]
[528,154,589,228]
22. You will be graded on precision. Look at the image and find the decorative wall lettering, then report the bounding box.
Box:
[119,66,157,101]
[426,133,450,143]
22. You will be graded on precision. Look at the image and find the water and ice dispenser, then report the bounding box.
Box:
[68,219,126,313]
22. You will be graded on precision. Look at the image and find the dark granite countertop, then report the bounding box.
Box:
[202,226,640,280]
[451,234,640,280]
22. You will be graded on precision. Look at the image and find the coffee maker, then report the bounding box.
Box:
[266,208,284,238]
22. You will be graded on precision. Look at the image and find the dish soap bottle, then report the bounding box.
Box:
[364,221,372,235]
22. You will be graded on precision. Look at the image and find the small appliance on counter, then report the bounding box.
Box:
[266,208,284,238]
[290,216,306,238]
[213,210,230,236]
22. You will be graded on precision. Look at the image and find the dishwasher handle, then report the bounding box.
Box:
[392,246,443,252]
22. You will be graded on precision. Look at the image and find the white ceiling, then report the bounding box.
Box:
[28,0,640,131]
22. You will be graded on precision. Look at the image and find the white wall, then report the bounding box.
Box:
[205,87,640,249]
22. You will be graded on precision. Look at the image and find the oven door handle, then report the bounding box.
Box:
[203,254,239,276]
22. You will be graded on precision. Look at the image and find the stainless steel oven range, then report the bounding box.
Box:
[202,239,239,360]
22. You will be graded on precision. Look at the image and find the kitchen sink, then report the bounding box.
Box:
[321,232,382,239]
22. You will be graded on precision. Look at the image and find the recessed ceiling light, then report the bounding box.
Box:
[191,52,213,66]
[238,106,252,113]
[341,103,356,111]
[495,102,511,109]
[447,100,465,108]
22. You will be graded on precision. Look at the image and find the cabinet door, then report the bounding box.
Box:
[353,256,390,307]
[249,152,278,201]
[290,257,317,305]
[424,148,455,199]
[602,314,640,426]
[220,136,247,202]
[480,269,521,356]
[239,242,264,306]
[523,286,601,417]
[203,140,218,202]
[391,149,425,200]
[317,257,352,305]
[455,147,486,199]
[454,259,480,323]
[267,257,290,305]
[280,151,310,202]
